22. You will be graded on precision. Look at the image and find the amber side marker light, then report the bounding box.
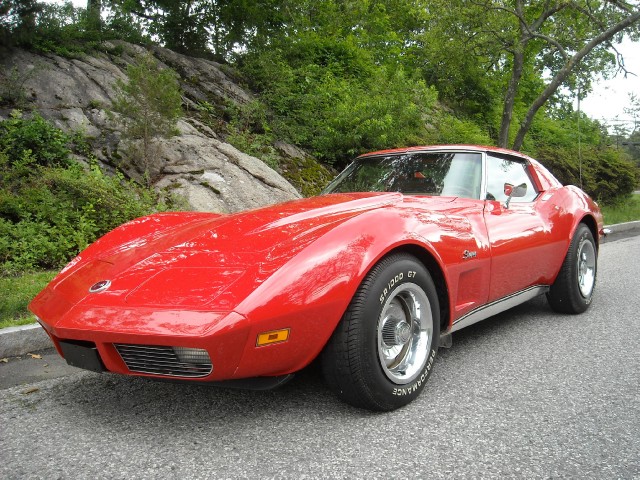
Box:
[256,328,290,346]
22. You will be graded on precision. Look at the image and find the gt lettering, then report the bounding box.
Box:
[379,272,413,303]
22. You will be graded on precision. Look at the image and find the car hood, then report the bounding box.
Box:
[31,193,406,318]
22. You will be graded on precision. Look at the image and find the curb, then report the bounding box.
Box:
[2,220,640,359]
[604,220,640,235]
[0,323,52,358]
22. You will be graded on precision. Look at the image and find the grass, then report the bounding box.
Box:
[0,270,57,329]
[601,193,640,225]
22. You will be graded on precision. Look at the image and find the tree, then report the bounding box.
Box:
[0,0,44,46]
[239,13,439,165]
[87,0,102,32]
[110,53,182,181]
[107,0,209,54]
[107,0,284,59]
[463,0,640,150]
[621,93,640,164]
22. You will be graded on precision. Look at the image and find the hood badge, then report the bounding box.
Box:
[89,280,111,293]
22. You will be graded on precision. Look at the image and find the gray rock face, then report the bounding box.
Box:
[154,135,300,213]
[0,42,301,213]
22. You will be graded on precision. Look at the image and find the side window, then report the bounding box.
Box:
[485,155,538,203]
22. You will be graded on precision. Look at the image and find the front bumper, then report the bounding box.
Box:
[36,308,250,382]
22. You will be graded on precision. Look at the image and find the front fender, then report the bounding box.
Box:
[230,206,474,378]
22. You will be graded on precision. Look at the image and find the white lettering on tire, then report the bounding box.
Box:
[391,348,437,396]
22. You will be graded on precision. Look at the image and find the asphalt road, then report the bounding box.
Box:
[1,235,639,479]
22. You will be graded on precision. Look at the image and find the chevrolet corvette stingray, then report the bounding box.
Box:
[29,145,604,411]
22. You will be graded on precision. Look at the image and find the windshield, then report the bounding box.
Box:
[322,152,483,199]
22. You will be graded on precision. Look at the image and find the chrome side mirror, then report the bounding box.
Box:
[504,182,527,208]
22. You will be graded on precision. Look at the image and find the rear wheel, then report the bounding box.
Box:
[322,253,439,411]
[547,223,597,313]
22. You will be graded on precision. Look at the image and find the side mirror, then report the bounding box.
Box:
[504,182,527,208]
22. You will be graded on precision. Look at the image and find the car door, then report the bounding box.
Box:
[482,153,559,302]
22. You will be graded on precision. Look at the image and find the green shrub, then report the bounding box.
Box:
[17,2,101,57]
[1,1,151,57]
[428,112,493,145]
[279,155,335,197]
[241,36,438,166]
[0,112,71,168]
[535,145,639,204]
[0,114,179,275]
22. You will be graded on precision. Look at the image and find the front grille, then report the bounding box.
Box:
[114,344,212,378]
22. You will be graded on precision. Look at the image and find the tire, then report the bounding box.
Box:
[321,253,440,411]
[547,223,597,314]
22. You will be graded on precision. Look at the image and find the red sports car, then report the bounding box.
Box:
[29,145,604,411]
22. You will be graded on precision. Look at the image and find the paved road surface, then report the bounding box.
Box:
[1,235,639,479]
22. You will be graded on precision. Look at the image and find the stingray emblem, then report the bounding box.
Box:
[89,280,111,293]
[462,250,477,260]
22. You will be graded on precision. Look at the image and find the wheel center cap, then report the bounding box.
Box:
[395,322,411,344]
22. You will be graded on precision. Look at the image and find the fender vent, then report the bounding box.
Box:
[114,344,212,378]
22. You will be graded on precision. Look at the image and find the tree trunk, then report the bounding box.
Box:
[512,10,640,151]
[498,48,524,148]
[498,0,526,148]
[87,0,102,32]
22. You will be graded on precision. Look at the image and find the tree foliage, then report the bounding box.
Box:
[0,0,149,55]
[241,31,438,165]
[110,53,182,180]
[107,0,284,59]
[1,0,638,201]
[425,0,640,150]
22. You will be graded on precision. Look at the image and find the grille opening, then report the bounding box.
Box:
[114,344,212,378]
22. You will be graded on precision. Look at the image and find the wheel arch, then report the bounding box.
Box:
[578,214,600,251]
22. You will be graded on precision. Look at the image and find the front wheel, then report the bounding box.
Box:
[322,253,440,411]
[547,223,597,314]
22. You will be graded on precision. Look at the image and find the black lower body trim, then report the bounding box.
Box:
[60,340,105,373]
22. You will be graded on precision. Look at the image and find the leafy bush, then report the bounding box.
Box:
[0,112,71,168]
[526,112,639,203]
[0,114,178,275]
[279,155,335,197]
[428,112,493,146]
[535,145,638,203]
[1,1,150,57]
[1,1,101,57]
[241,35,438,166]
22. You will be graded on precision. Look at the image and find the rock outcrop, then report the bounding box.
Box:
[0,42,302,213]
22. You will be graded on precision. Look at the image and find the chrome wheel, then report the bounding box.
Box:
[322,253,440,410]
[547,224,597,314]
[577,237,596,298]
[377,283,433,384]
